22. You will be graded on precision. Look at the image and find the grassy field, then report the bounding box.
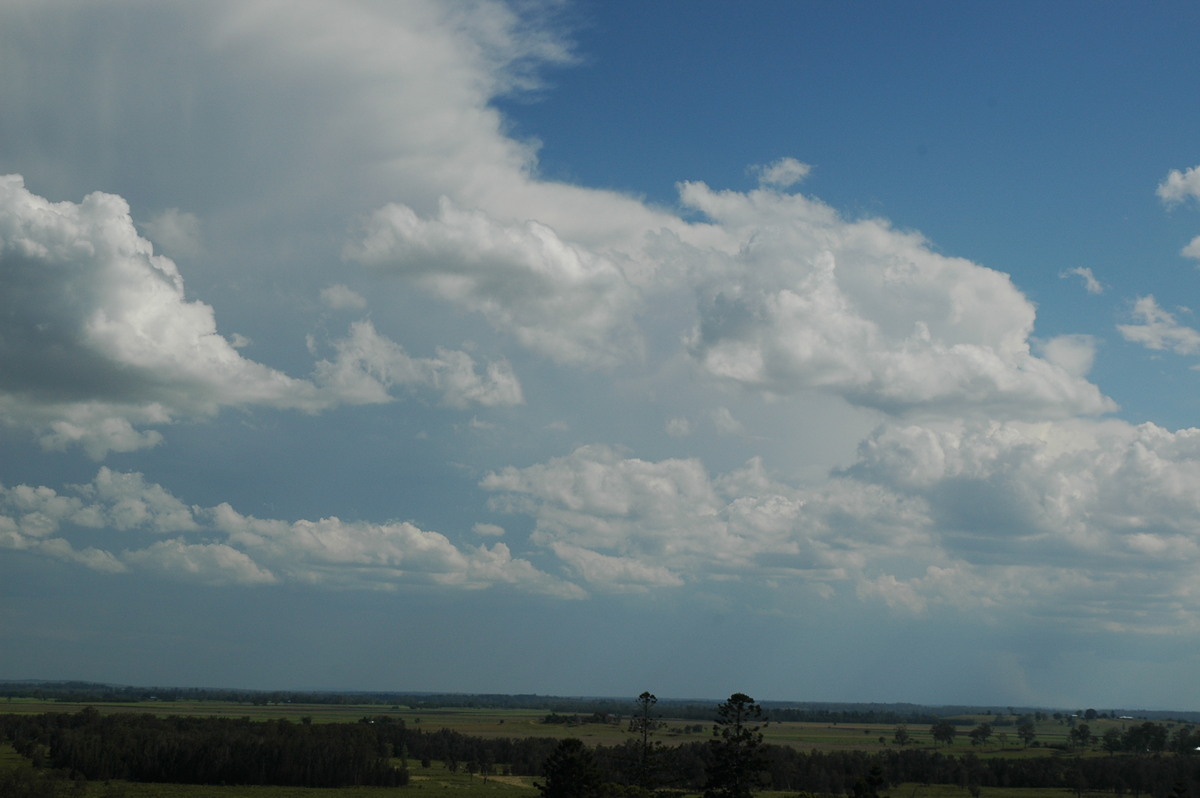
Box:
[0,699,1110,753]
[0,701,1168,798]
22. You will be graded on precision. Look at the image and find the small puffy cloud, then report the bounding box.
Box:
[1117,295,1200,355]
[1,466,196,539]
[0,175,325,456]
[74,467,199,533]
[1061,266,1104,294]
[473,522,505,536]
[320,283,368,310]
[753,157,812,189]
[1036,334,1097,379]
[679,182,1115,419]
[141,208,202,259]
[1182,236,1200,261]
[1157,165,1200,205]
[313,319,523,407]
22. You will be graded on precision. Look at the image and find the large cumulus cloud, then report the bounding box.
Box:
[0,175,325,456]
[351,171,1114,421]
[679,181,1116,418]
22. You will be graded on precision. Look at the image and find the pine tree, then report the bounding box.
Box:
[704,693,767,798]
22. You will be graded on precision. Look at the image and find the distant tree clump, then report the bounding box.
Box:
[930,721,957,747]
[536,738,602,798]
[969,723,993,747]
[1017,719,1037,748]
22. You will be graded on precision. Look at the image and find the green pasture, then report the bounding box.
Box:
[1,699,1155,756]
[1,702,1182,798]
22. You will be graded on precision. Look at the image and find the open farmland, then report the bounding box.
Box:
[0,698,1137,752]
[4,693,1196,798]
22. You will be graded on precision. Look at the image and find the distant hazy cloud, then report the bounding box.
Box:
[320,284,368,310]
[665,417,691,437]
[141,208,202,259]
[710,406,745,435]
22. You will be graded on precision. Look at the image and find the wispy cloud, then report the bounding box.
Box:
[1118,296,1200,355]
[1061,266,1104,294]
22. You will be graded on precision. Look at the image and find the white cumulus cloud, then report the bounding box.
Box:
[679,182,1115,419]
[0,467,579,597]
[349,198,644,368]
[753,157,812,189]
[1158,165,1200,205]
[0,175,326,457]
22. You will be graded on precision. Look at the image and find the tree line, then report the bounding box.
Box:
[0,707,407,788]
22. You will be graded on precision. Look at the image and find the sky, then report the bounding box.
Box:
[4,0,1200,710]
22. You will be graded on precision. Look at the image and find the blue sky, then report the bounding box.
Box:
[4,0,1200,709]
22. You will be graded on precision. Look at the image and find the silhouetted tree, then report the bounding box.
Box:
[629,691,663,789]
[704,693,767,798]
